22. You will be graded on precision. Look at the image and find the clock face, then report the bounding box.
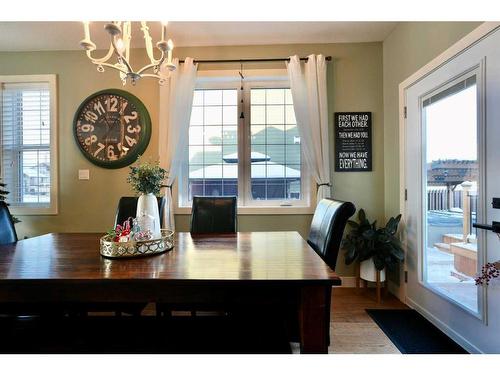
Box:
[73,89,151,169]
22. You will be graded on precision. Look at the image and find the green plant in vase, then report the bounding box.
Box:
[0,178,20,224]
[342,208,404,282]
[127,157,168,239]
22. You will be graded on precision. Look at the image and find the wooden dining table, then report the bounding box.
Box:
[0,231,341,353]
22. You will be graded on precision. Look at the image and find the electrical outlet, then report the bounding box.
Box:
[78,169,90,180]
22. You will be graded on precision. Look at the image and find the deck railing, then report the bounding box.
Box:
[427,182,477,241]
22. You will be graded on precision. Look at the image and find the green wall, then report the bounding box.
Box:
[382,22,482,219]
[0,41,384,277]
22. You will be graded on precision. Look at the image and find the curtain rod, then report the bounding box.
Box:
[179,56,332,64]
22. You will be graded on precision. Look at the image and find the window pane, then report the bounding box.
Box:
[285,105,296,124]
[204,164,223,179]
[189,126,204,145]
[251,89,265,105]
[250,88,301,201]
[204,106,222,125]
[285,125,300,144]
[266,89,285,105]
[189,146,204,164]
[223,106,237,125]
[223,145,238,161]
[267,125,285,144]
[285,145,301,165]
[266,144,285,164]
[1,83,51,206]
[187,89,238,201]
[204,90,223,105]
[204,145,222,164]
[204,126,222,145]
[222,126,237,145]
[266,105,284,124]
[423,78,479,313]
[251,125,266,144]
[251,105,265,124]
[223,90,237,105]
[251,144,267,160]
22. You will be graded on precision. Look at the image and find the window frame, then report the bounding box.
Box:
[0,74,58,216]
[175,70,314,215]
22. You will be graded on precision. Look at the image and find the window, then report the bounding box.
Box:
[0,75,58,215]
[422,73,479,313]
[187,88,238,198]
[250,88,300,201]
[178,77,311,212]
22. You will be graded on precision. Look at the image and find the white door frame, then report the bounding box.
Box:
[397,22,500,305]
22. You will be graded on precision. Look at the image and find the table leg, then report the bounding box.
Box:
[299,285,330,354]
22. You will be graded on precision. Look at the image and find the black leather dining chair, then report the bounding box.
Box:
[0,201,18,246]
[69,196,167,318]
[307,198,356,271]
[0,202,62,316]
[157,196,237,317]
[283,198,356,344]
[114,196,166,228]
[190,196,237,234]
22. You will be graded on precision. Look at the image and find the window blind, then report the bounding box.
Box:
[1,82,51,206]
[422,75,477,108]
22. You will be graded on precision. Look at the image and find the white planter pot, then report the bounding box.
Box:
[360,258,386,282]
[136,193,161,239]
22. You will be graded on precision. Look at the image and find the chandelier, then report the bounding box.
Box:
[80,21,176,85]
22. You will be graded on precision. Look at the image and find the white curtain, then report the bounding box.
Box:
[287,54,331,201]
[159,57,198,231]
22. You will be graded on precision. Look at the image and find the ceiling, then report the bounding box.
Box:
[0,22,398,51]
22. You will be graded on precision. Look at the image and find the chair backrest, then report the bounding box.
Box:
[114,196,166,228]
[307,198,356,271]
[190,196,237,234]
[0,201,18,245]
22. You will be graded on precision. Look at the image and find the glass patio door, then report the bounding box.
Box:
[421,73,480,313]
[405,25,500,353]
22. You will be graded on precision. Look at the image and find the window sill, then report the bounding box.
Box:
[10,205,58,216]
[175,205,314,215]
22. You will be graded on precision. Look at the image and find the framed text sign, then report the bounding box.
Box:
[334,112,372,172]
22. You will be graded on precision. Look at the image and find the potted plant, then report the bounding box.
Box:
[127,158,167,239]
[342,209,404,283]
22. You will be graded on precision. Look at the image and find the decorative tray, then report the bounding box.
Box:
[100,229,174,259]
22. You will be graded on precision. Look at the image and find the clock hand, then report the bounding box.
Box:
[102,115,117,143]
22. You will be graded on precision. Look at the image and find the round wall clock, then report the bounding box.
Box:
[73,89,152,169]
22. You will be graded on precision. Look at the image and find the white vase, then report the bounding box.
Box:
[360,258,386,282]
[136,193,161,239]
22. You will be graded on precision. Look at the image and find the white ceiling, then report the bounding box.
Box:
[0,22,398,51]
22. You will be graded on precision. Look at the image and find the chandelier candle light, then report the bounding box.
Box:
[80,21,175,85]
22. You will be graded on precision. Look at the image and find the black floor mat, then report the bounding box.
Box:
[366,309,468,354]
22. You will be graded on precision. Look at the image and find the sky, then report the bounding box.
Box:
[425,85,477,163]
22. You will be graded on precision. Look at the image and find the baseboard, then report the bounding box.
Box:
[337,276,357,288]
[337,276,378,288]
[406,297,482,353]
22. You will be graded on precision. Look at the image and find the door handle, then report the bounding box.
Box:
[473,221,500,233]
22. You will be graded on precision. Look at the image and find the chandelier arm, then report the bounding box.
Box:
[92,61,130,75]
[86,43,115,64]
[140,21,162,65]
[110,37,134,74]
[136,61,164,75]
[139,73,163,79]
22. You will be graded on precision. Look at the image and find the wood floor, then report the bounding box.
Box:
[139,287,409,354]
[328,287,409,354]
